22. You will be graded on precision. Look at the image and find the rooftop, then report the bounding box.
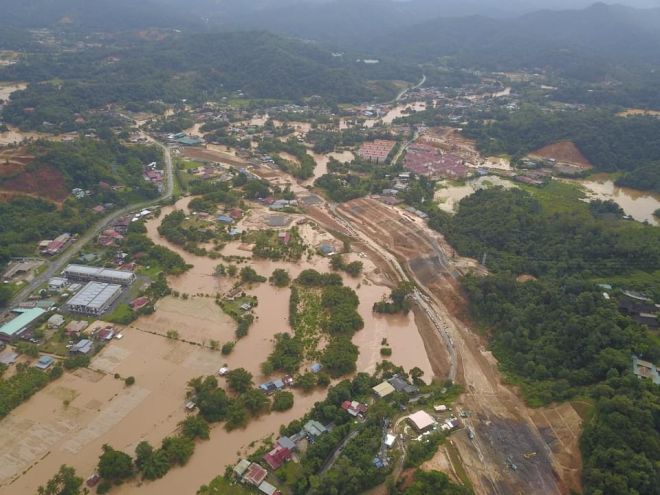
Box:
[372,381,395,398]
[408,410,436,431]
[0,308,46,337]
[66,282,123,311]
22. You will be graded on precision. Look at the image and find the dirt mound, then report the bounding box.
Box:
[530,141,592,169]
[1,165,67,202]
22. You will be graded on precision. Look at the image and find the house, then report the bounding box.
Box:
[408,410,436,432]
[304,420,327,438]
[217,215,235,224]
[229,208,243,220]
[278,231,291,245]
[240,302,252,311]
[341,400,368,417]
[35,355,55,370]
[228,228,243,237]
[384,434,397,448]
[130,297,150,311]
[243,463,268,486]
[388,375,419,395]
[276,436,296,451]
[372,381,395,398]
[258,481,282,495]
[233,459,251,478]
[309,363,322,373]
[434,404,448,412]
[259,379,284,394]
[0,351,19,365]
[70,339,93,355]
[440,418,461,431]
[632,355,660,385]
[318,242,335,256]
[48,277,69,291]
[65,320,88,336]
[48,314,65,329]
[263,445,292,470]
[96,327,115,341]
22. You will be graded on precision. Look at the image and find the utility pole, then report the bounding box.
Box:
[481,252,487,266]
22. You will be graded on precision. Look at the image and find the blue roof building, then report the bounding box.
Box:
[217,215,235,224]
[35,355,55,369]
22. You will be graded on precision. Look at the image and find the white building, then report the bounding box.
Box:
[64,264,135,286]
[64,282,123,315]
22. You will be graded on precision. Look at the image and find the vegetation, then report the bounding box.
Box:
[239,266,267,284]
[258,138,316,180]
[270,268,291,287]
[37,465,87,495]
[329,254,363,277]
[272,391,295,412]
[373,283,413,315]
[0,366,56,419]
[251,229,305,261]
[435,186,660,495]
[398,470,472,495]
[464,108,660,192]
[98,444,133,484]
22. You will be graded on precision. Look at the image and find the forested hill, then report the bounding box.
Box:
[0,0,193,30]
[367,3,660,74]
[1,31,415,131]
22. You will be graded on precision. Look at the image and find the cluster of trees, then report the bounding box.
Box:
[306,128,393,154]
[429,188,660,279]
[252,228,306,261]
[0,196,96,273]
[270,268,291,287]
[435,187,660,494]
[329,254,363,277]
[258,138,316,180]
[1,31,398,131]
[373,283,413,315]
[124,230,191,275]
[0,365,60,419]
[464,107,660,192]
[158,210,215,254]
[187,371,277,432]
[397,470,473,495]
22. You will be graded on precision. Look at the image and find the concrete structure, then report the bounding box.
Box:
[258,481,282,495]
[408,410,436,432]
[233,459,251,478]
[0,308,46,342]
[632,355,660,385]
[389,375,419,395]
[263,445,292,470]
[63,264,135,286]
[64,282,123,315]
[0,351,18,365]
[48,314,65,329]
[384,434,397,448]
[48,277,68,291]
[372,381,395,398]
[243,463,268,486]
[303,420,327,438]
[65,320,88,336]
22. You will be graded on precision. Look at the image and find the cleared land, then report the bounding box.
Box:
[529,141,593,170]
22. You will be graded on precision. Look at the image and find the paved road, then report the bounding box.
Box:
[392,74,427,103]
[10,135,173,306]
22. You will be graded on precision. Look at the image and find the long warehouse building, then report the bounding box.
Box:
[63,264,135,286]
[64,282,123,315]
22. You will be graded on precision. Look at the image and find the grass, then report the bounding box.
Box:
[445,441,474,491]
[570,398,595,422]
[521,180,588,215]
[198,476,254,495]
[294,288,325,358]
[219,295,257,321]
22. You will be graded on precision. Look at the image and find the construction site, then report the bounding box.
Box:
[304,196,583,495]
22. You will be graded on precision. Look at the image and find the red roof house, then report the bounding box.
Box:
[263,445,292,470]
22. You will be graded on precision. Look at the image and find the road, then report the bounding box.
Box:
[10,135,174,306]
[392,74,427,103]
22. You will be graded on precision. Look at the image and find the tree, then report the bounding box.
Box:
[141,449,170,480]
[225,402,249,431]
[240,388,270,416]
[239,266,266,284]
[321,338,359,377]
[297,372,317,392]
[226,368,253,394]
[134,441,154,471]
[161,435,195,466]
[15,341,39,357]
[221,341,235,355]
[97,444,133,483]
[270,268,291,287]
[272,391,294,411]
[179,415,210,440]
[124,376,135,386]
[38,465,87,495]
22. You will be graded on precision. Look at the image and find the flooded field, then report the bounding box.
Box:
[435,176,515,213]
[305,149,355,184]
[569,176,660,225]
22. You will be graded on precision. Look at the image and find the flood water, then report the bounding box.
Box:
[435,176,515,213]
[570,176,660,225]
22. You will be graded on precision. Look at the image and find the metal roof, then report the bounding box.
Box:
[66,282,122,310]
[64,264,134,282]
[0,308,46,337]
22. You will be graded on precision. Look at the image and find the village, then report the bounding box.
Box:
[0,66,658,495]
